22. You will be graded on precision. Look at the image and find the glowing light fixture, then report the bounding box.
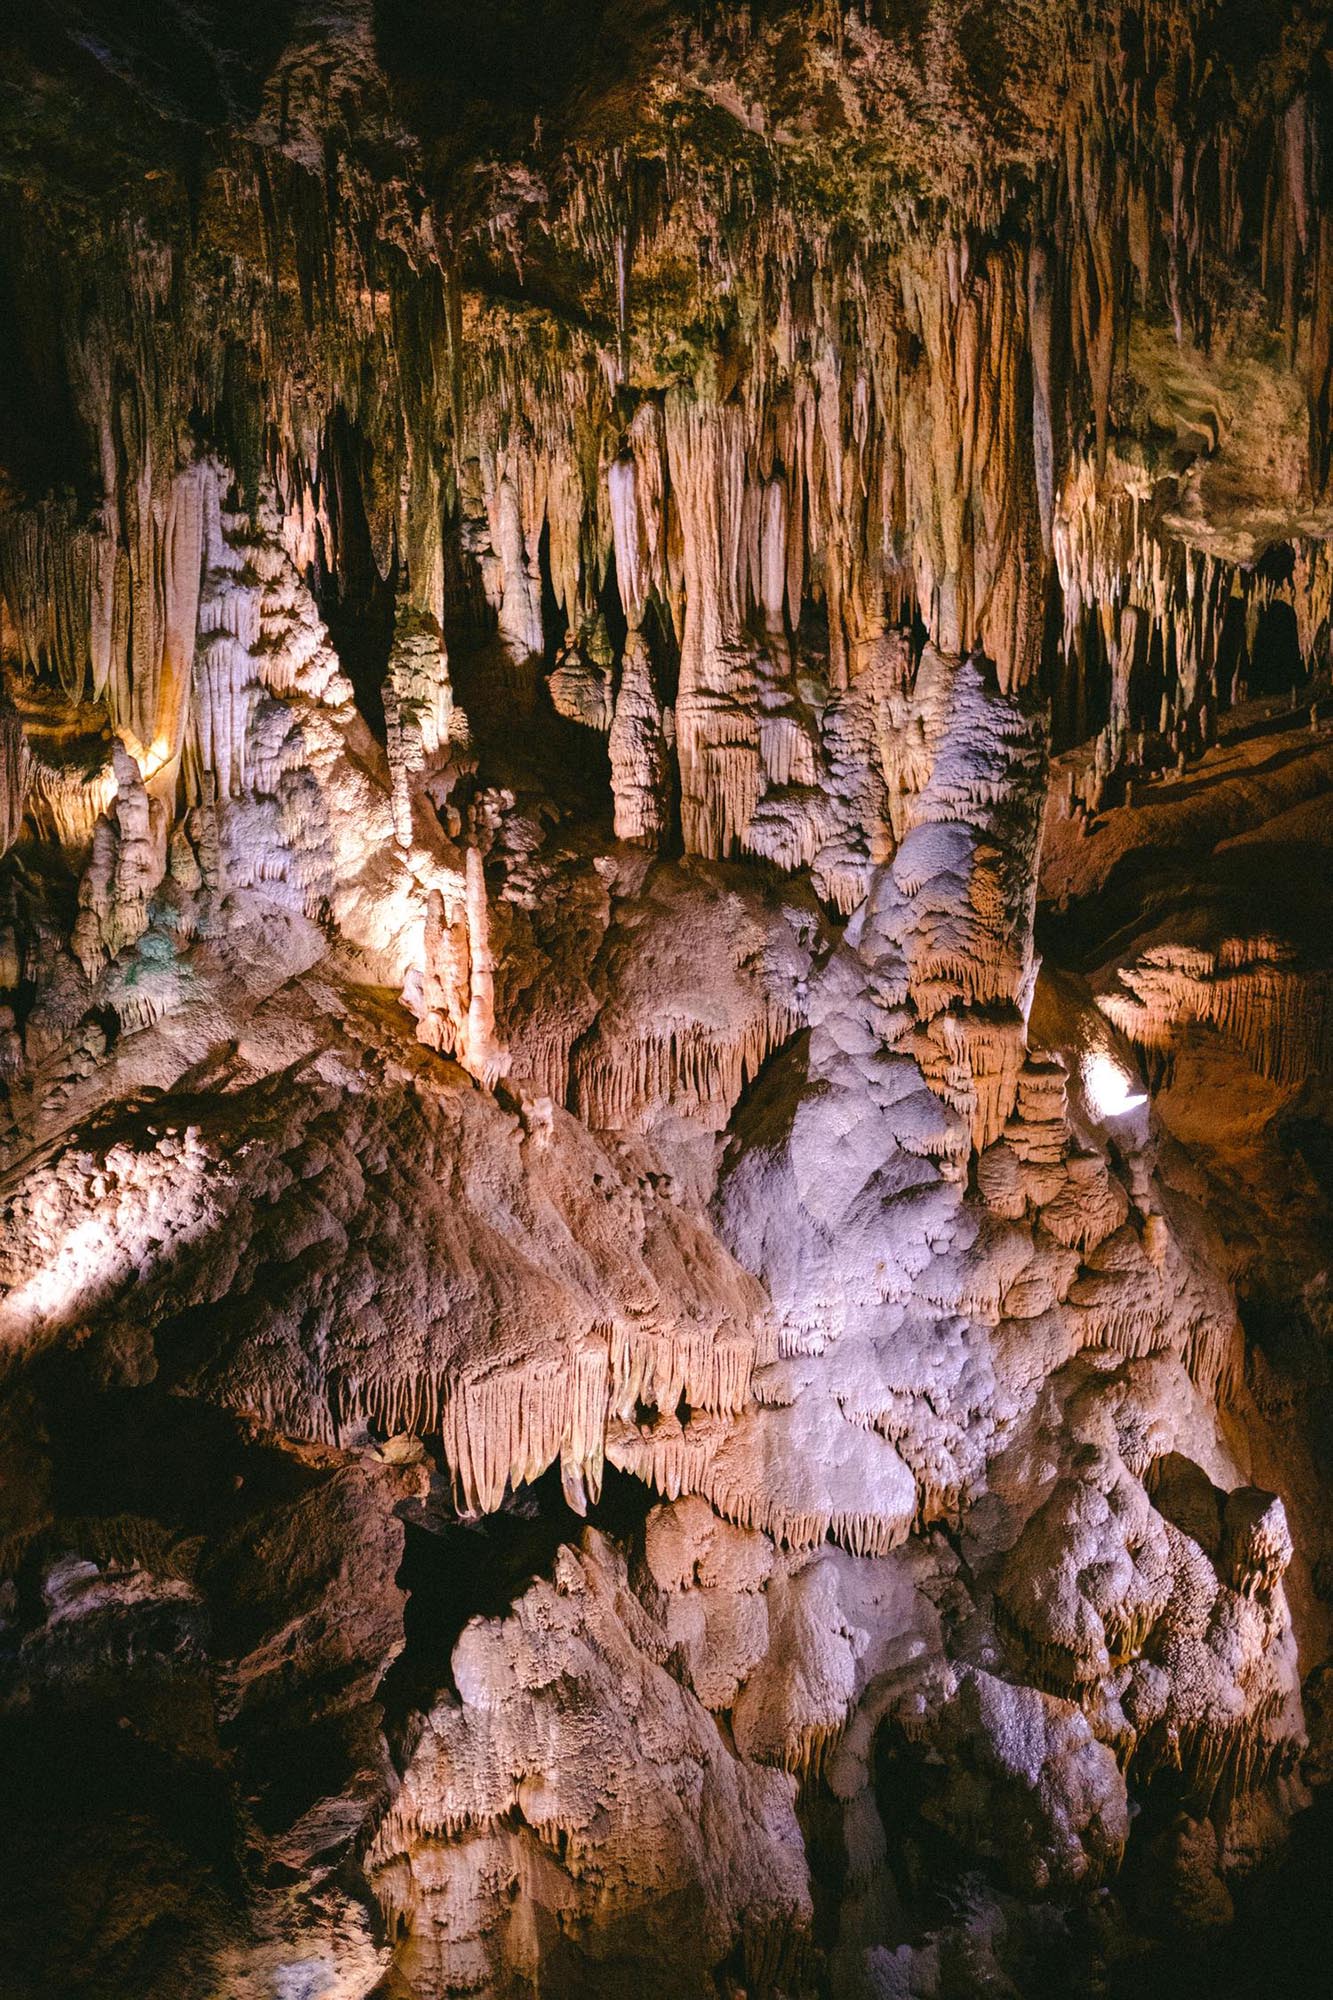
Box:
[1081,1050,1148,1119]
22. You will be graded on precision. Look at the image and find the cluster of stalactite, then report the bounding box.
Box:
[2,3,1332,878]
[1101,936,1333,1086]
[332,1317,759,1519]
[1053,467,1333,794]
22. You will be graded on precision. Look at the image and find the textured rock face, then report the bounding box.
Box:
[1,3,1333,1997]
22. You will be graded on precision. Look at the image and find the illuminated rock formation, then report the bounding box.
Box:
[0,4,1331,1998]
[365,1531,814,1999]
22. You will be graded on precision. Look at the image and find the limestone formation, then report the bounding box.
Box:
[1,5,1332,1998]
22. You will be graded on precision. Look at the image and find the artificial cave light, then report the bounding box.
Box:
[1081,1049,1149,1120]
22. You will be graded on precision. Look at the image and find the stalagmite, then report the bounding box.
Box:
[609,629,672,845]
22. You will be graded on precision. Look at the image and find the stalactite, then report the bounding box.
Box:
[1222,1489,1295,1602]
[666,394,760,857]
[894,240,1045,692]
[548,626,615,735]
[609,629,672,845]
[575,1002,803,1131]
[334,1315,760,1524]
[461,845,507,1084]
[0,698,33,856]
[606,1411,916,1562]
[384,605,454,849]
[1101,940,1333,1086]
[70,741,167,978]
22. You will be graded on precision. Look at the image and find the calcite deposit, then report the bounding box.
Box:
[1,3,1332,1997]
